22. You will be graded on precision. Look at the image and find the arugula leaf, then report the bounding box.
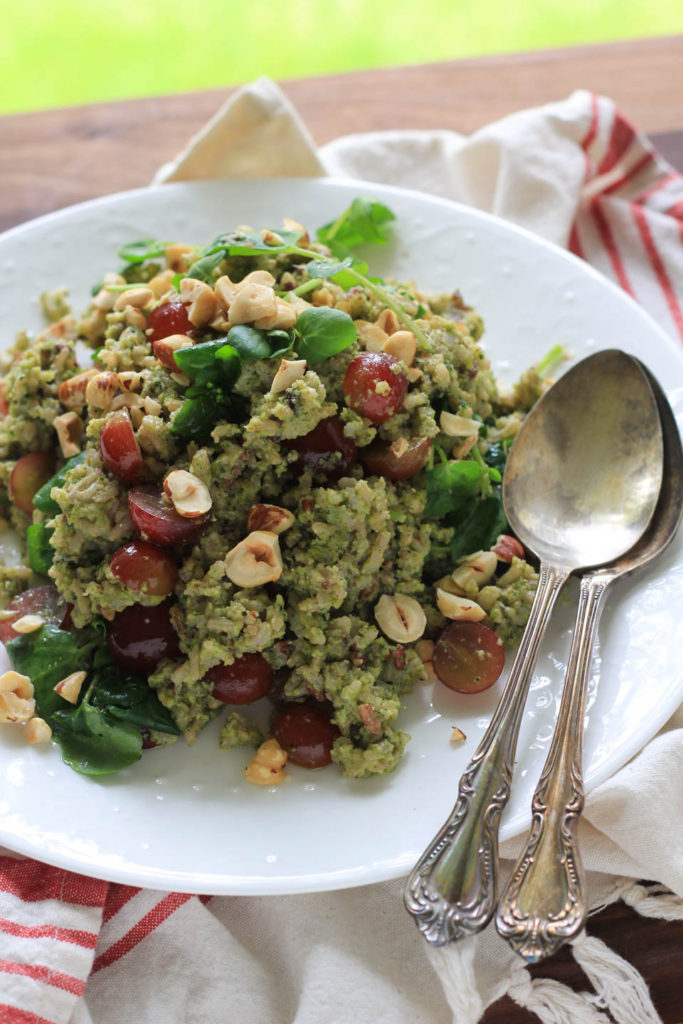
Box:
[317,198,395,253]
[27,523,54,575]
[32,452,86,517]
[51,703,142,777]
[424,461,483,518]
[7,625,84,720]
[294,307,357,364]
[118,239,170,265]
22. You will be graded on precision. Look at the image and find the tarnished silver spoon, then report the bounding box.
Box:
[405,349,663,946]
[496,363,682,962]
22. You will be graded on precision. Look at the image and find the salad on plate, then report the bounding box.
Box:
[0,197,548,783]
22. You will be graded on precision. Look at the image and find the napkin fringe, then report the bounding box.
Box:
[619,880,683,922]
[571,932,662,1024]
[507,965,610,1024]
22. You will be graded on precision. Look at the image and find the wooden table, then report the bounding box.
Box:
[2,34,683,1024]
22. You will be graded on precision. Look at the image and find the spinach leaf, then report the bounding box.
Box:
[7,625,84,720]
[424,461,484,518]
[444,494,508,562]
[26,523,54,575]
[294,307,357,364]
[89,664,179,734]
[118,239,170,265]
[317,198,395,253]
[32,452,86,517]
[7,623,178,777]
[51,703,142,777]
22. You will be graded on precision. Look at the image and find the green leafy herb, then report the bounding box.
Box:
[184,248,227,283]
[317,197,395,254]
[7,625,84,721]
[174,338,241,388]
[26,523,54,575]
[118,239,170,265]
[89,662,178,734]
[424,461,484,518]
[32,452,86,517]
[305,256,354,279]
[51,703,142,777]
[171,394,223,442]
[294,307,357,364]
[6,623,179,777]
[225,325,273,361]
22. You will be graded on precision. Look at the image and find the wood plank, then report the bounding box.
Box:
[1,36,682,232]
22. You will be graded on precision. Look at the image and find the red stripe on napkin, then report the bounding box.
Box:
[0,957,86,996]
[589,198,635,295]
[0,857,108,907]
[601,151,655,196]
[0,1005,57,1024]
[92,892,193,973]
[102,883,141,924]
[0,916,98,949]
[597,112,637,176]
[631,203,683,340]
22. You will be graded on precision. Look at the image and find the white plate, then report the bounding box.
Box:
[0,179,682,896]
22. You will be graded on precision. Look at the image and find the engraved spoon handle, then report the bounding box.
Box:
[496,570,612,961]
[404,563,570,946]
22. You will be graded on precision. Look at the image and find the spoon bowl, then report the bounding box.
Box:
[496,361,682,962]
[504,349,663,567]
[405,349,663,946]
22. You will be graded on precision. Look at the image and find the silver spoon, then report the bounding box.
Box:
[496,363,682,962]
[404,349,663,946]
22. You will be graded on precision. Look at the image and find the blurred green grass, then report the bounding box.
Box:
[3,0,682,115]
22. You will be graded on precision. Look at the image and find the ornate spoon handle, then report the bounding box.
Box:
[496,570,612,962]
[404,564,569,946]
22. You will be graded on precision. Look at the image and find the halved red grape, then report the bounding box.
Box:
[285,415,357,481]
[433,621,505,694]
[9,452,56,515]
[0,585,70,644]
[148,300,193,342]
[128,486,208,547]
[208,653,273,705]
[107,599,181,672]
[360,436,431,481]
[99,410,145,484]
[110,541,178,597]
[343,352,408,424]
[271,703,341,768]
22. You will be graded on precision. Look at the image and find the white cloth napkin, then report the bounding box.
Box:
[2,78,683,1024]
